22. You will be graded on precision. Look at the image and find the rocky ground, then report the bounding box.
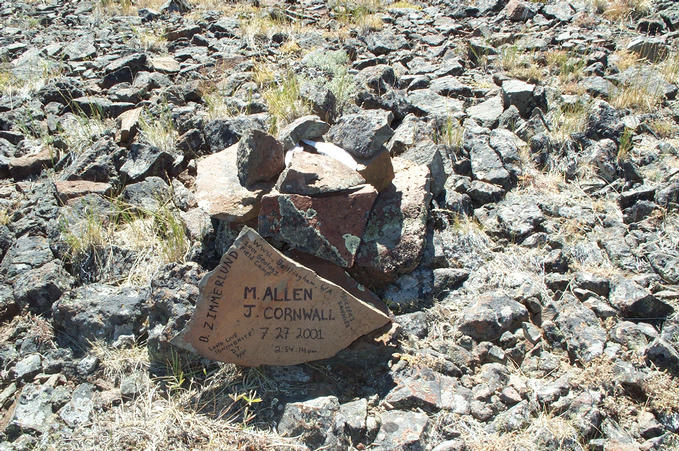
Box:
[1,0,679,449]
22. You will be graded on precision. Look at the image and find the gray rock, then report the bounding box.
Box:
[7,384,54,435]
[58,383,94,428]
[10,354,42,382]
[581,76,618,99]
[121,176,171,211]
[120,373,146,399]
[0,283,18,323]
[627,37,670,63]
[459,294,528,341]
[1,235,53,279]
[373,410,428,450]
[408,89,464,118]
[398,139,447,196]
[145,263,204,364]
[468,96,504,128]
[278,115,329,151]
[494,400,535,432]
[433,268,470,297]
[76,355,99,375]
[326,109,394,160]
[203,116,266,153]
[502,79,535,116]
[585,100,624,141]
[555,295,607,362]
[278,396,344,449]
[63,39,96,61]
[339,398,367,444]
[467,180,505,205]
[470,139,512,189]
[541,1,574,21]
[609,277,673,320]
[62,136,124,183]
[236,129,284,187]
[352,158,431,287]
[12,260,73,313]
[384,268,433,311]
[645,338,679,372]
[357,64,396,93]
[364,30,408,55]
[52,284,149,348]
[120,143,177,183]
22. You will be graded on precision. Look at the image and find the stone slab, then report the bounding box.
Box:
[172,227,391,366]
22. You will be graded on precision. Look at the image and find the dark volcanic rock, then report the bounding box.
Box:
[12,260,73,313]
[52,284,149,349]
[278,396,344,449]
[458,294,529,341]
[236,129,285,187]
[145,262,204,364]
[326,109,394,160]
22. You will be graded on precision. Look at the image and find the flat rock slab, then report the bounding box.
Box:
[352,158,431,288]
[172,227,391,366]
[55,180,112,202]
[259,184,377,267]
[194,144,274,222]
[276,150,366,195]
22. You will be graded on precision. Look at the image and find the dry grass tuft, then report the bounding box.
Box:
[90,339,150,384]
[263,71,310,134]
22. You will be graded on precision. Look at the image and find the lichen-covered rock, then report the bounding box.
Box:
[352,158,431,287]
[278,396,345,449]
[259,185,377,267]
[458,294,529,341]
[145,262,204,365]
[373,410,429,450]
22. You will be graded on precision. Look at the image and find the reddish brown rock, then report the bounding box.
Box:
[117,107,142,143]
[194,144,274,222]
[55,180,112,202]
[9,148,57,180]
[355,148,395,193]
[276,151,366,195]
[258,185,378,268]
[172,227,391,366]
[351,158,431,288]
[504,0,536,21]
[303,140,394,192]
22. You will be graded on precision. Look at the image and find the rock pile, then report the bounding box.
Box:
[0,0,679,449]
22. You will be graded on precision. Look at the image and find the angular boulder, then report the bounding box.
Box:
[194,144,274,222]
[259,185,377,267]
[237,129,285,187]
[351,158,431,287]
[52,284,149,348]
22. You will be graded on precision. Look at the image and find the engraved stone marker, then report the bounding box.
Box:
[172,227,391,366]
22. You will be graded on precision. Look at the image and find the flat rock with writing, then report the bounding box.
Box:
[172,227,391,366]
